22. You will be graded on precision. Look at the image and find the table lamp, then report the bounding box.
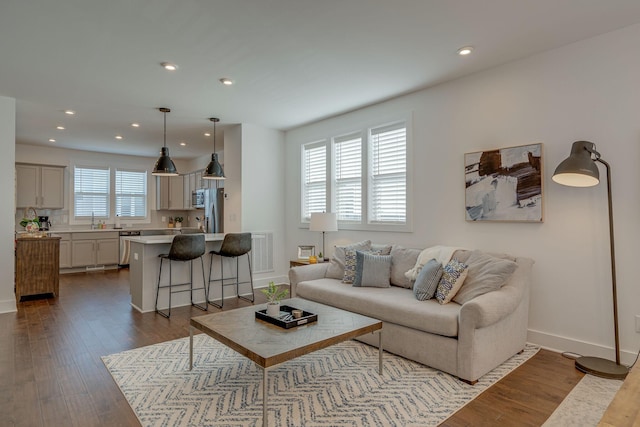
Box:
[552,140,628,380]
[309,212,338,261]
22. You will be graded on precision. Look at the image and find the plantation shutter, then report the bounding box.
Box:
[116,169,147,218]
[334,133,362,222]
[302,142,327,221]
[369,122,407,223]
[74,166,110,218]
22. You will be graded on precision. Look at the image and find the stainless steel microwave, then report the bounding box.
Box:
[192,189,205,208]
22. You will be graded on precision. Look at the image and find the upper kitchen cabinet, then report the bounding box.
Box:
[156,175,184,210]
[16,163,65,209]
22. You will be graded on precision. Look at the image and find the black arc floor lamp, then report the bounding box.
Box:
[552,140,628,380]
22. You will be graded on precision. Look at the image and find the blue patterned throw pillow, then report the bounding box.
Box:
[435,259,468,304]
[413,258,443,300]
[353,250,392,288]
[343,248,381,284]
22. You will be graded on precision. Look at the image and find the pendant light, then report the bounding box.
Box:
[203,117,225,180]
[152,107,178,176]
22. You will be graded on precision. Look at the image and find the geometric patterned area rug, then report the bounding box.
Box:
[102,335,539,427]
[542,374,623,427]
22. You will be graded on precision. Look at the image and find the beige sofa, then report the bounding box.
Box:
[289,247,534,384]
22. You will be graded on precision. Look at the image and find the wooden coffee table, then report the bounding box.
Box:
[189,297,383,426]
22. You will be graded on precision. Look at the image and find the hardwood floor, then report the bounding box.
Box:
[1,269,583,426]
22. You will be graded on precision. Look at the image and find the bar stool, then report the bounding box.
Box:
[155,234,208,318]
[207,233,254,308]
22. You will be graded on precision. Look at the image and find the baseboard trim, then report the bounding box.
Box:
[528,328,638,366]
[0,297,17,314]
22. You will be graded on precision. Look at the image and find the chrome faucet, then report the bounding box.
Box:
[91,212,96,229]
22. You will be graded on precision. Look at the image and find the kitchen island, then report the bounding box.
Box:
[125,233,225,313]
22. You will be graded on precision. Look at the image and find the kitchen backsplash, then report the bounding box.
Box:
[15,209,204,231]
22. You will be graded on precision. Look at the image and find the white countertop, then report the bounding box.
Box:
[123,233,225,244]
[17,227,199,234]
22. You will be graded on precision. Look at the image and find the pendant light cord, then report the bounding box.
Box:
[213,118,217,153]
[163,111,167,148]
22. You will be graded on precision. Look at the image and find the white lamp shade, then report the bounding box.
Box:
[309,212,338,232]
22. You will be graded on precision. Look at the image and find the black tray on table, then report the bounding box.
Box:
[255,305,318,329]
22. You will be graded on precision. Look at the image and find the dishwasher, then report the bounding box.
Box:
[118,230,141,267]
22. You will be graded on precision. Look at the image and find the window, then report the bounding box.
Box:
[302,142,327,221]
[74,166,110,218]
[334,133,362,222]
[369,123,407,224]
[115,169,147,218]
[300,119,409,230]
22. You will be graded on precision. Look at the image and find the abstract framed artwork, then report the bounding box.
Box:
[465,143,543,222]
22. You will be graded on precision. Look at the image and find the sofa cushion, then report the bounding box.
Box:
[436,259,468,304]
[371,243,393,255]
[296,278,461,337]
[413,258,443,300]
[326,240,372,280]
[354,251,392,288]
[390,245,421,289]
[453,250,517,305]
[343,248,381,284]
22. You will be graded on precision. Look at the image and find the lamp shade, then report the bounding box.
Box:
[552,141,599,187]
[203,153,225,180]
[309,212,338,232]
[203,117,225,180]
[152,146,178,176]
[152,107,179,176]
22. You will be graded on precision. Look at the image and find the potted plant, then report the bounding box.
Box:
[261,281,289,317]
[174,216,183,229]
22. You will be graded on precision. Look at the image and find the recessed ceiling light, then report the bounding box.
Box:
[219,77,233,86]
[204,132,211,137]
[48,138,56,142]
[161,62,178,71]
[115,135,123,140]
[131,123,140,128]
[64,110,75,115]
[457,46,474,56]
[179,142,187,146]
[56,126,65,130]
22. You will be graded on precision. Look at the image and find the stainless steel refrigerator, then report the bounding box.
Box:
[204,187,224,233]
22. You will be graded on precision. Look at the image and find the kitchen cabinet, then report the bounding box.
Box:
[16,163,65,209]
[15,236,60,300]
[70,232,119,267]
[156,175,184,210]
[59,234,71,268]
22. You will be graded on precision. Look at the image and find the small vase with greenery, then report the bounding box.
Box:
[174,216,183,229]
[262,281,288,317]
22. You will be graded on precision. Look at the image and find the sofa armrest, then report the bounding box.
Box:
[288,263,330,297]
[459,256,533,329]
[459,285,523,329]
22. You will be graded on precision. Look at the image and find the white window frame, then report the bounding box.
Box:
[299,113,412,232]
[332,131,364,223]
[115,168,148,219]
[301,140,328,222]
[70,161,151,226]
[72,165,110,221]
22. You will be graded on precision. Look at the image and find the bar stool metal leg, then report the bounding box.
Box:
[238,252,255,303]
[191,257,208,311]
[207,252,223,308]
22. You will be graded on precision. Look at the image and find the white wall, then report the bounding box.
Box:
[223,123,287,286]
[285,24,640,363]
[0,96,16,313]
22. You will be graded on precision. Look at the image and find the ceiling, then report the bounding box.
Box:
[3,0,640,159]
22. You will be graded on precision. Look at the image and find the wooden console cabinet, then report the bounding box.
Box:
[15,236,61,301]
